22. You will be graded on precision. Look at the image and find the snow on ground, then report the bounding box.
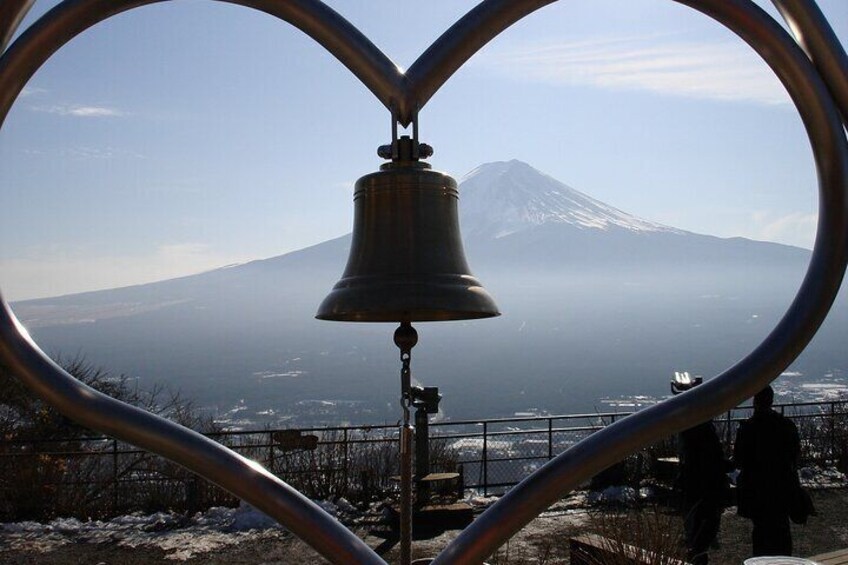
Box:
[800,466,847,489]
[2,470,844,561]
[0,503,291,561]
[0,493,591,562]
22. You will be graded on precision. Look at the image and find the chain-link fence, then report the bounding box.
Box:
[1,400,845,520]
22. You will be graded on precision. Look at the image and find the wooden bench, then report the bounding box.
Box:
[808,548,848,565]
[418,471,462,500]
[570,533,691,565]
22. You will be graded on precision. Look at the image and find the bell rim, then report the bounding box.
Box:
[314,310,501,323]
[315,275,500,322]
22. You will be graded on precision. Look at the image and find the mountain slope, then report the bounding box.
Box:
[458,160,807,275]
[10,160,838,426]
[460,159,680,239]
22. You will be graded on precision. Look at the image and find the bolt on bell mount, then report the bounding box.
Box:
[315,119,499,323]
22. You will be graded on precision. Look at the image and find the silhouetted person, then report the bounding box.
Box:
[734,386,801,557]
[671,373,730,565]
[678,420,730,565]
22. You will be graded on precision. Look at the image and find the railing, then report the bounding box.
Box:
[1,400,845,520]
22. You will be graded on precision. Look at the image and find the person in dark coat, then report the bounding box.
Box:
[733,385,801,557]
[678,421,730,565]
[672,373,730,565]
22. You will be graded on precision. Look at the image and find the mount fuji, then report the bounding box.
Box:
[11,161,845,425]
[460,160,679,238]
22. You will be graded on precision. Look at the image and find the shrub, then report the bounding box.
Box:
[0,356,219,520]
[579,504,688,565]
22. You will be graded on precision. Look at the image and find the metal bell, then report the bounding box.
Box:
[316,140,499,322]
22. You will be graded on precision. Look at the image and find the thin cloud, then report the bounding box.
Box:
[20,86,47,98]
[33,104,126,118]
[476,36,790,106]
[756,211,817,249]
[0,243,252,302]
[739,211,817,249]
[60,146,146,160]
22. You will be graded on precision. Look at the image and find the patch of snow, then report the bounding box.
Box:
[799,466,847,488]
[316,500,339,518]
[588,486,638,504]
[459,160,681,239]
[230,503,279,531]
[0,502,289,561]
[253,370,307,379]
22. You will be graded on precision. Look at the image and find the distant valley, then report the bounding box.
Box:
[12,160,848,427]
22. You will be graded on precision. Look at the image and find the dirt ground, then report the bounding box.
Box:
[2,489,847,564]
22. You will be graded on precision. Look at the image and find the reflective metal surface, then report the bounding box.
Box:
[400,0,556,126]
[432,0,848,561]
[772,0,848,122]
[0,298,384,565]
[0,0,35,53]
[0,0,405,124]
[316,156,499,322]
[1,1,847,564]
[0,2,398,563]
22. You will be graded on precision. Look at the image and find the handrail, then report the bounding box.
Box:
[2,399,844,446]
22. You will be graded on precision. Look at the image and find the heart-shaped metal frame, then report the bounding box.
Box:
[1,1,846,563]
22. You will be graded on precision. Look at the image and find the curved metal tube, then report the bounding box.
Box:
[0,0,403,120]
[400,0,557,125]
[2,1,847,564]
[238,0,403,113]
[0,299,384,564]
[0,1,397,563]
[432,0,848,562]
[772,0,848,123]
[0,0,35,53]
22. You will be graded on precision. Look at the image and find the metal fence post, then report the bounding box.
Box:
[269,431,275,473]
[112,438,118,515]
[726,410,733,452]
[7,401,843,519]
[830,401,837,465]
[343,428,349,495]
[547,418,553,461]
[482,421,488,497]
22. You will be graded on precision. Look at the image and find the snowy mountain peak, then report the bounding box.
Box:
[458,160,679,239]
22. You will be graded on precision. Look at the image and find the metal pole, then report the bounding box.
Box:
[830,402,837,465]
[399,423,414,565]
[343,428,349,496]
[1,1,847,564]
[0,0,35,53]
[415,408,430,501]
[112,439,119,515]
[547,418,553,461]
[0,300,385,565]
[772,0,848,123]
[482,422,488,497]
[726,410,732,450]
[431,0,848,558]
[394,322,418,565]
[269,432,275,473]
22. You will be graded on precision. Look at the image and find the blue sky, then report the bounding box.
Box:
[1,0,846,301]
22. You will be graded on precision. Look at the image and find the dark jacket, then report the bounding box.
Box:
[679,421,730,509]
[733,408,801,518]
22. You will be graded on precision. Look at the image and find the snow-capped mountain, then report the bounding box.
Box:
[11,160,838,426]
[454,160,804,273]
[459,160,680,239]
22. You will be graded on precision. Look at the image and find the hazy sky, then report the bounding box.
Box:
[1,0,846,301]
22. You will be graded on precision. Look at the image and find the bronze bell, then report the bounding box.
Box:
[316,138,499,322]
